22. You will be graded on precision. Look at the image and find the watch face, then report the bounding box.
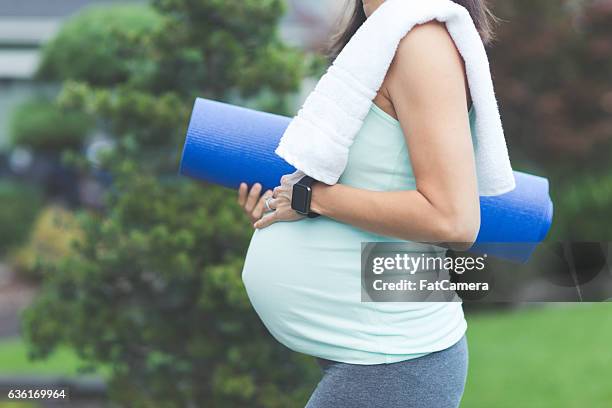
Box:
[292,184,310,214]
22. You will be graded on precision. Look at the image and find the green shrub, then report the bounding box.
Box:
[9,99,92,152]
[0,181,43,254]
[548,170,612,240]
[25,0,316,406]
[37,5,163,86]
[11,206,82,281]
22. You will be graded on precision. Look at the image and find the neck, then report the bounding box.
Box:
[363,0,385,17]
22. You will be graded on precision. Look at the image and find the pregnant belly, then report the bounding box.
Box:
[242,217,383,357]
[242,217,369,328]
[241,217,465,363]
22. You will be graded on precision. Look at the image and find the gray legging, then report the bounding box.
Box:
[306,336,468,408]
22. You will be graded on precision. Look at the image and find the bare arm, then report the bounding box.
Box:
[309,21,480,245]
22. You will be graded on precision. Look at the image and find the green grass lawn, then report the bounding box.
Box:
[0,337,106,377]
[462,303,612,408]
[0,304,610,407]
[0,403,37,408]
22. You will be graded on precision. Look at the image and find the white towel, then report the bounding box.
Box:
[275,0,515,196]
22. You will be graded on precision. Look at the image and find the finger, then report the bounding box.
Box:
[274,187,291,201]
[238,183,248,206]
[251,190,273,222]
[287,170,304,183]
[268,197,285,211]
[254,211,276,229]
[245,183,262,212]
[273,188,289,199]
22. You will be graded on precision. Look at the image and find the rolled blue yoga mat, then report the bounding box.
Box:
[180,98,294,192]
[180,98,553,263]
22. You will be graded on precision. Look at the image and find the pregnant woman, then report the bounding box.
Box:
[239,0,497,406]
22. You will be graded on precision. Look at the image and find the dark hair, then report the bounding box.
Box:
[329,0,499,58]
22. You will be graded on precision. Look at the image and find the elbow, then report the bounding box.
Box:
[436,211,480,250]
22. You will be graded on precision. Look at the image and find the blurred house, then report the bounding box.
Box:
[281,0,344,52]
[0,0,339,150]
[0,0,143,150]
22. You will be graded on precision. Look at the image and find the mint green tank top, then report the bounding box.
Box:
[241,104,471,364]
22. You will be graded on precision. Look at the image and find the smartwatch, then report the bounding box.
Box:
[291,176,320,218]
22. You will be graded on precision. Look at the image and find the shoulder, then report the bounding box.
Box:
[387,20,465,89]
[394,20,462,65]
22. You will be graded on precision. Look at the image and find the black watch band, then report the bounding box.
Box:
[291,176,320,218]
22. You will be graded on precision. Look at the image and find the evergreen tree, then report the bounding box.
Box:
[25,2,319,406]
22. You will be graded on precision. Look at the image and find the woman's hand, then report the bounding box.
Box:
[238,182,273,224]
[254,170,306,229]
